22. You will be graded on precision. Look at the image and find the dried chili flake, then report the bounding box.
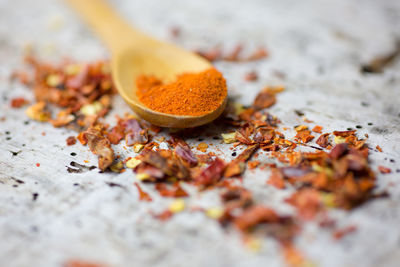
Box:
[10,97,29,108]
[225,144,259,177]
[282,242,307,267]
[253,88,277,110]
[107,121,125,145]
[285,189,322,220]
[376,145,383,152]
[82,126,114,171]
[154,210,173,221]
[378,166,391,174]
[312,125,323,133]
[246,47,269,61]
[64,260,106,267]
[295,130,314,143]
[244,71,258,82]
[332,225,357,240]
[196,46,222,62]
[247,160,260,169]
[194,158,226,187]
[267,169,286,189]
[155,183,189,198]
[233,205,279,232]
[123,119,148,146]
[66,136,77,146]
[137,150,190,180]
[174,140,198,166]
[316,133,330,148]
[134,182,152,202]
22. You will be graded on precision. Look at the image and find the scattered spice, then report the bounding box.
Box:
[136,68,227,116]
[312,125,323,133]
[134,182,152,201]
[66,136,77,146]
[376,145,383,152]
[10,97,29,108]
[244,71,258,82]
[12,53,389,266]
[333,225,357,240]
[64,260,106,267]
[378,166,391,174]
[361,41,400,73]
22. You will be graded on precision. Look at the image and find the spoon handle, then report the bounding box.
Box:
[67,0,149,53]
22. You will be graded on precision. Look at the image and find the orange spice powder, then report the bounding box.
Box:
[136,68,227,116]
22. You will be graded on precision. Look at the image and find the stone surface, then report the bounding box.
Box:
[0,0,400,266]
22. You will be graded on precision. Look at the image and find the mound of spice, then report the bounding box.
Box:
[136,68,227,116]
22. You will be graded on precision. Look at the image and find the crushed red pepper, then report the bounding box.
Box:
[13,54,389,267]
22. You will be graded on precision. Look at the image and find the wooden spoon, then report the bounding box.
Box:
[68,0,227,128]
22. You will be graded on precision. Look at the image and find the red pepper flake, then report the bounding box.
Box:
[267,169,286,189]
[224,44,243,61]
[194,158,226,187]
[64,260,106,267]
[66,136,77,146]
[134,182,152,202]
[10,97,29,108]
[247,160,260,169]
[154,210,173,221]
[312,125,323,133]
[253,88,277,109]
[244,71,258,82]
[169,26,181,38]
[295,130,314,143]
[282,242,307,267]
[316,133,330,148]
[285,189,322,220]
[333,225,357,240]
[378,165,391,174]
[246,47,269,61]
[233,205,279,231]
[196,46,222,62]
[376,145,383,152]
[36,163,40,167]
[155,183,189,198]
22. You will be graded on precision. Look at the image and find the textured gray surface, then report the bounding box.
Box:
[1,0,400,266]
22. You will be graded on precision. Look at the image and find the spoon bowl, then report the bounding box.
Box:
[68,0,227,128]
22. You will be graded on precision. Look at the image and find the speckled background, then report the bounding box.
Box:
[1,0,400,266]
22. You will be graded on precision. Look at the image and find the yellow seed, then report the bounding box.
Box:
[126,158,141,169]
[233,102,245,115]
[205,207,224,219]
[64,64,81,76]
[136,173,151,181]
[80,101,103,116]
[221,132,236,144]
[46,74,62,87]
[168,199,185,213]
[295,125,308,132]
[110,161,124,173]
[133,144,144,153]
[25,102,50,122]
[245,238,262,252]
[334,136,346,144]
[321,193,336,208]
[312,164,333,178]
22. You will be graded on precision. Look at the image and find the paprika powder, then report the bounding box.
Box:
[136,68,227,116]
